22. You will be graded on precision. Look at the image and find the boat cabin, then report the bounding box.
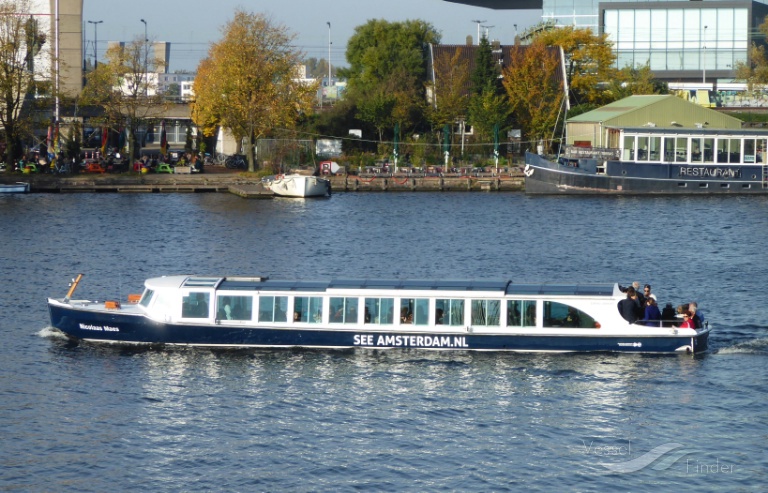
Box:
[137,276,625,331]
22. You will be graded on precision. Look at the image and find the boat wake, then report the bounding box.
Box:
[37,326,68,340]
[716,336,768,355]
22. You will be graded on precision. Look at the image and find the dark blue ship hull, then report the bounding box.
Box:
[525,152,768,194]
[48,302,709,354]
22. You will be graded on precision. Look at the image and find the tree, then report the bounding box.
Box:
[533,26,618,107]
[341,19,440,143]
[467,86,510,144]
[192,11,317,172]
[608,64,668,101]
[735,16,768,87]
[0,0,45,166]
[81,38,166,160]
[428,47,470,128]
[470,36,500,96]
[501,41,565,151]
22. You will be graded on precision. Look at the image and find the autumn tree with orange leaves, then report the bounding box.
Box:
[502,41,565,152]
[192,11,317,172]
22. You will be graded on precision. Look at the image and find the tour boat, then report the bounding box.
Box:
[0,182,30,194]
[525,127,768,194]
[46,274,710,353]
[263,174,331,197]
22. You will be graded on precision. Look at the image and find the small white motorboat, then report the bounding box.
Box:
[0,182,30,194]
[264,174,331,197]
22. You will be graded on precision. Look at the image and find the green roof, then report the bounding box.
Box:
[568,95,675,123]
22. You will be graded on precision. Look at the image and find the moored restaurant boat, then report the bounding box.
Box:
[525,127,768,194]
[0,182,30,194]
[263,174,331,197]
[47,274,710,353]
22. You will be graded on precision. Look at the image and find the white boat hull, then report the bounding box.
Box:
[0,182,30,194]
[267,174,330,197]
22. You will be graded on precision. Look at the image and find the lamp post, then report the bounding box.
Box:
[472,19,486,44]
[702,25,708,84]
[327,22,331,90]
[140,19,148,96]
[87,20,102,66]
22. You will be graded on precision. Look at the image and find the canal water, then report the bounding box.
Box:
[1,192,765,492]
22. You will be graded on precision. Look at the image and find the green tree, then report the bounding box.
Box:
[470,35,500,95]
[0,0,45,165]
[192,10,317,171]
[81,37,166,160]
[341,19,440,142]
[608,64,668,101]
[501,41,565,151]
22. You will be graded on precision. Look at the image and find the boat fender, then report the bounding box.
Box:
[523,164,534,177]
[327,182,332,196]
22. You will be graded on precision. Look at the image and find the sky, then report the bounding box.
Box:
[84,0,542,72]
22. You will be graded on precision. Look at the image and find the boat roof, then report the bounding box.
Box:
[146,276,619,297]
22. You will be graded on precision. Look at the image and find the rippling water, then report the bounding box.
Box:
[1,192,766,492]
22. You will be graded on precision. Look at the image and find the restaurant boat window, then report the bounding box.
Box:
[507,300,536,327]
[543,301,597,329]
[436,299,464,326]
[364,297,394,324]
[294,296,323,323]
[471,300,500,326]
[182,292,210,318]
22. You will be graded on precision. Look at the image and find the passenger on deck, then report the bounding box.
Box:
[680,311,695,329]
[632,282,646,306]
[400,307,412,324]
[661,303,677,327]
[643,284,656,301]
[617,287,641,324]
[642,298,662,327]
[689,302,704,329]
[564,307,581,327]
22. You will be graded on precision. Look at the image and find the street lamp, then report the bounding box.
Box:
[327,22,331,89]
[140,19,148,95]
[471,19,486,44]
[703,25,708,84]
[87,20,103,66]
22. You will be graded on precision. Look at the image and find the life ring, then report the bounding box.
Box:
[523,164,534,177]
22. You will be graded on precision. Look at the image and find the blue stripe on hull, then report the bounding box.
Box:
[49,305,709,354]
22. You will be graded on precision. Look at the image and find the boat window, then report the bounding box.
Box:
[436,299,464,326]
[364,297,394,324]
[649,136,661,161]
[507,300,536,327]
[729,138,741,164]
[182,292,210,318]
[716,139,728,163]
[471,300,500,326]
[622,135,635,161]
[691,138,703,163]
[294,296,323,324]
[637,136,649,161]
[399,298,429,325]
[675,137,688,162]
[757,139,767,162]
[139,289,154,308]
[663,137,675,162]
[744,139,756,163]
[259,295,288,322]
[217,295,252,321]
[329,297,358,324]
[703,138,715,163]
[543,301,597,329]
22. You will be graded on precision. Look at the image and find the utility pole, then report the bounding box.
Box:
[87,20,102,66]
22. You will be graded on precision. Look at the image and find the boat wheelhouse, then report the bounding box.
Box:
[525,127,768,194]
[47,275,710,353]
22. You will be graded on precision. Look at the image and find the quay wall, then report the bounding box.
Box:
[0,173,524,193]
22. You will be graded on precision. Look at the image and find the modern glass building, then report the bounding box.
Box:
[601,1,768,80]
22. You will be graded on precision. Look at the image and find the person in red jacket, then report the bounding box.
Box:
[679,311,696,329]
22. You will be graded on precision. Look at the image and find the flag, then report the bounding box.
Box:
[160,119,167,156]
[101,126,108,155]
